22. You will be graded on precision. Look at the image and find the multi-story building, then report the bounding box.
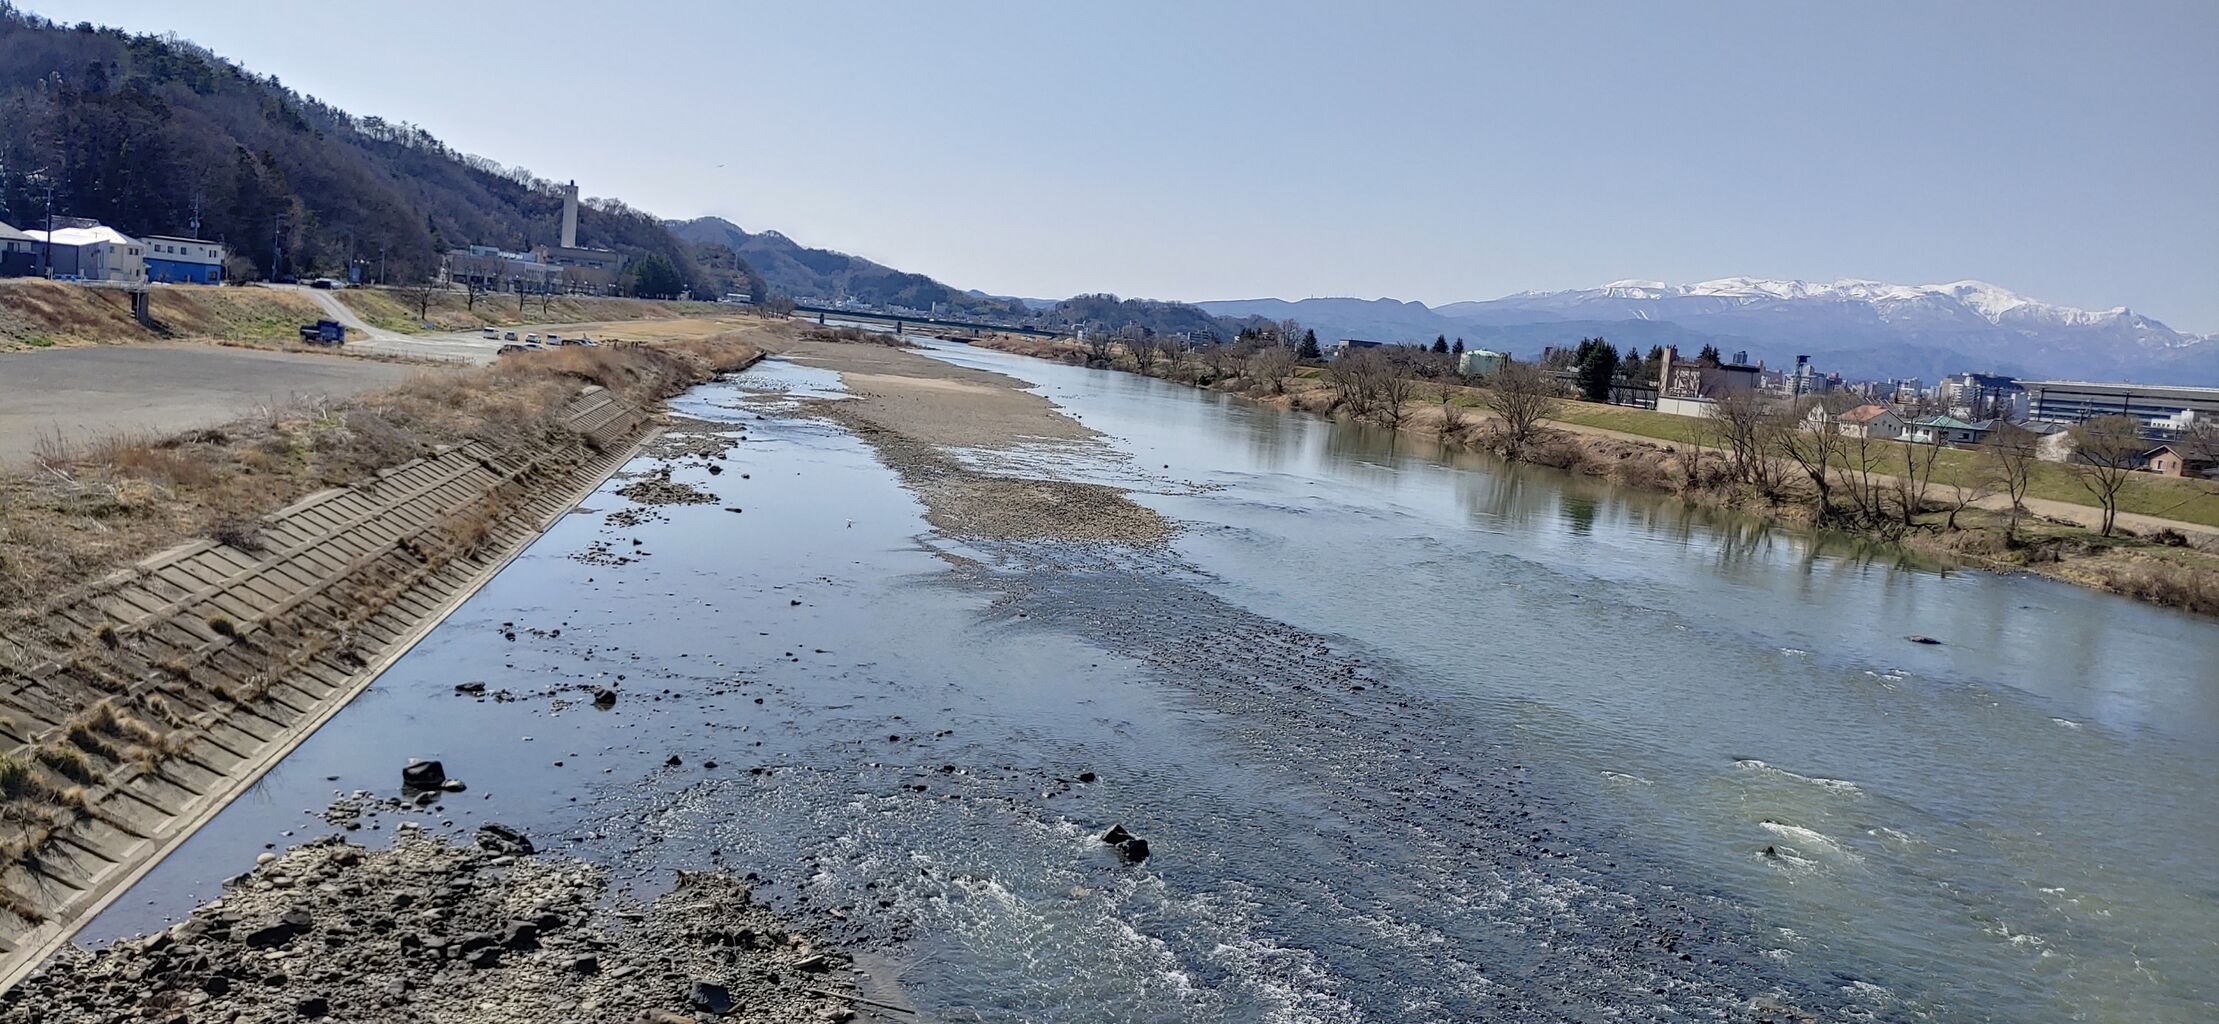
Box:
[2022,380,2219,438]
[1937,372,2024,420]
[23,224,145,283]
[1655,345,1761,417]
[141,235,227,284]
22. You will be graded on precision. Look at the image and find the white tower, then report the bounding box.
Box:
[560,181,580,250]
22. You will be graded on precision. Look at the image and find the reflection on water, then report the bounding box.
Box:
[920,339,2219,1023]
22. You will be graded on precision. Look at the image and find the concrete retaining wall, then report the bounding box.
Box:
[0,384,653,984]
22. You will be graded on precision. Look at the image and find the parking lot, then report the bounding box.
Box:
[0,344,434,463]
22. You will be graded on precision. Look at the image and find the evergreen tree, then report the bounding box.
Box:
[1452,338,1464,355]
[1297,329,1321,361]
[1574,339,1618,402]
[1696,343,1723,366]
[1432,334,1448,354]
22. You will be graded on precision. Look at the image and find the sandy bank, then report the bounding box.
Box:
[774,338,1170,544]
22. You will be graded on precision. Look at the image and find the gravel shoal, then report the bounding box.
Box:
[1,829,860,1024]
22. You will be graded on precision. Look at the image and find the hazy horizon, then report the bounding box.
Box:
[56,1,2219,332]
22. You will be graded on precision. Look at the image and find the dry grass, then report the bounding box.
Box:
[0,279,326,351]
[0,331,765,613]
[335,287,726,334]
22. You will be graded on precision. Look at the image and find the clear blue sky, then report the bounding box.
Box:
[60,1,2219,331]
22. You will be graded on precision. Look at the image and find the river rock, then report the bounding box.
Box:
[1906,634,1943,645]
[1100,824,1134,846]
[593,688,618,708]
[475,823,535,856]
[690,980,735,1014]
[454,681,486,695]
[401,759,446,789]
[1116,837,1152,864]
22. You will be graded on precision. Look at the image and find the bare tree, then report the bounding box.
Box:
[761,294,797,318]
[1481,361,1560,455]
[1374,357,1419,429]
[1127,333,1163,376]
[2070,415,2144,537]
[1976,421,2038,538]
[398,277,442,323]
[1892,435,1948,530]
[1083,331,1113,368]
[1278,318,1303,349]
[1703,391,1788,497]
[1772,405,1845,521]
[1433,377,1467,434]
[1328,348,1382,418]
[1246,346,1295,395]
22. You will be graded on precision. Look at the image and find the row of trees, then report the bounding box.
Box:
[1698,393,2156,539]
[1080,322,2185,545]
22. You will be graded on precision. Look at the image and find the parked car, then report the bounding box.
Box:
[309,278,337,290]
[524,334,539,344]
[544,334,561,344]
[481,327,499,339]
[503,331,518,341]
[497,343,528,356]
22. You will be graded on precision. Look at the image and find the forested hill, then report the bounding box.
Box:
[0,5,715,295]
[667,216,1018,317]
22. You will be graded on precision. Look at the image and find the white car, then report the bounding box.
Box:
[524,334,539,344]
[481,327,499,339]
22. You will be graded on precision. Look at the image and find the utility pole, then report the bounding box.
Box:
[271,214,283,281]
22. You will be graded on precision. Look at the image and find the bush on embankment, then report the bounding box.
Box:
[0,332,763,613]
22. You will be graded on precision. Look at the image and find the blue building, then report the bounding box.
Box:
[141,235,226,284]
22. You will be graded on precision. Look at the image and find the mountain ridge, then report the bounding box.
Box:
[1199,278,2216,384]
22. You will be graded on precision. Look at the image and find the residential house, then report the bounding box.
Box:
[1904,415,1988,446]
[141,235,227,285]
[23,224,145,283]
[2142,445,2218,479]
[1833,404,1905,439]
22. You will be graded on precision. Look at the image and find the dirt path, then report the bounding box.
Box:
[770,338,1170,543]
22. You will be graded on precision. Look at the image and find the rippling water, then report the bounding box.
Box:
[98,344,2219,1023]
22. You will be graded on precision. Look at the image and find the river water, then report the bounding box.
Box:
[94,342,2218,1023]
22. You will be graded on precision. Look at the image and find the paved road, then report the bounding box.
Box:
[0,344,428,463]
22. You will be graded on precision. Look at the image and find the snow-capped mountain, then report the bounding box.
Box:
[1203,278,2216,384]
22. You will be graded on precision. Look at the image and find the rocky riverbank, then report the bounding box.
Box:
[0,826,864,1024]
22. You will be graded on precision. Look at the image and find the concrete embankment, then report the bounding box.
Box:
[0,381,680,987]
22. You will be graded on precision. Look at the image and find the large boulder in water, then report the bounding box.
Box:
[401,759,445,789]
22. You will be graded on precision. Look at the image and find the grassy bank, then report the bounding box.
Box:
[0,279,326,350]
[336,286,727,334]
[971,335,2219,616]
[0,330,770,612]
[1538,393,2219,529]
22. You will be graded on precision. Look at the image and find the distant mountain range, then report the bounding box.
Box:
[1200,280,2219,384]
[666,217,1019,318]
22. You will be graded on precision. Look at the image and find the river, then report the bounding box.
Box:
[92,340,2219,1023]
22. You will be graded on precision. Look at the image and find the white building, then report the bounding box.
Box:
[23,225,145,283]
